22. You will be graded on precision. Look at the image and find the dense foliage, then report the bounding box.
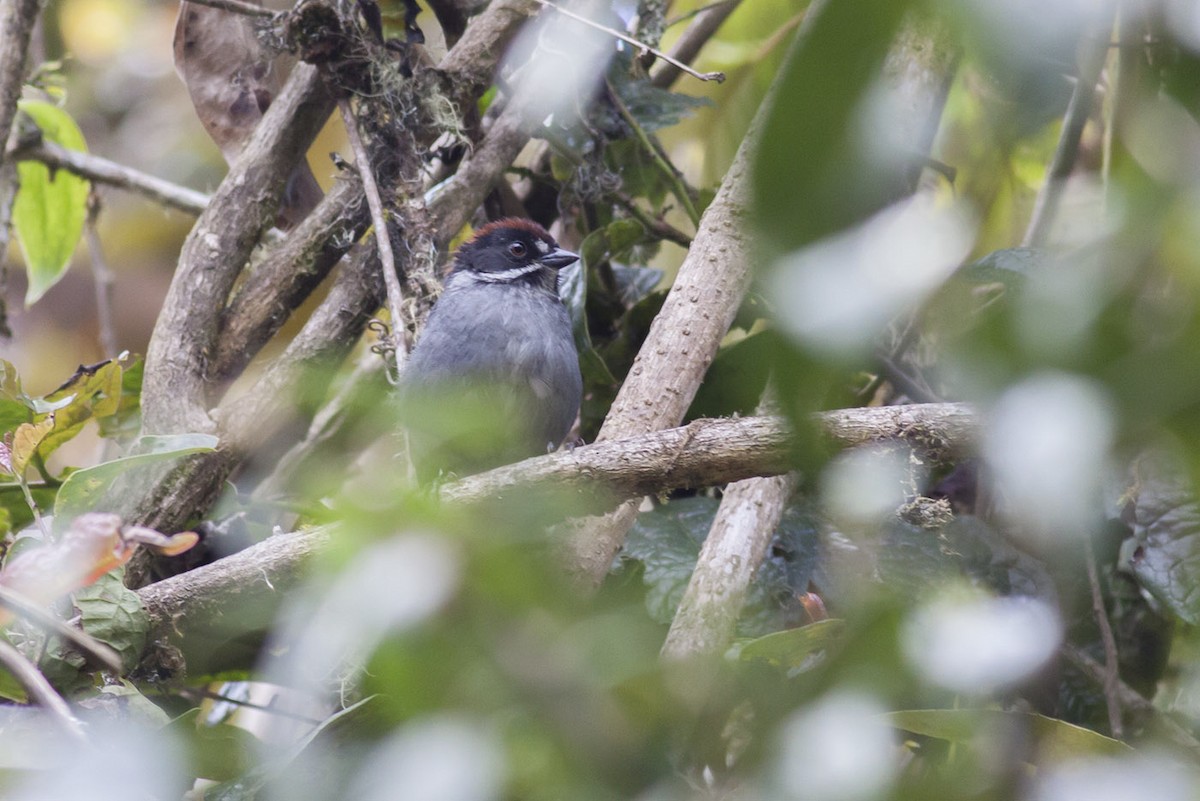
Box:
[3,0,1200,799]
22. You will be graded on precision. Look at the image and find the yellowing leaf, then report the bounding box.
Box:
[13,100,89,306]
[10,415,55,475]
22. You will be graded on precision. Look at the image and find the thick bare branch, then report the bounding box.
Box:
[437,0,537,101]
[0,0,40,174]
[661,472,798,659]
[561,57,765,586]
[138,527,330,678]
[211,174,369,380]
[447,403,977,508]
[136,402,979,676]
[141,63,334,436]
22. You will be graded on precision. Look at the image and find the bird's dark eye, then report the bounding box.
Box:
[508,242,527,257]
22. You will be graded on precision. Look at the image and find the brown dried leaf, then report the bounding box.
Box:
[173,0,322,228]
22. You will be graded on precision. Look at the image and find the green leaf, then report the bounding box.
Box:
[166,708,263,782]
[54,433,219,528]
[97,355,144,440]
[13,100,89,306]
[0,360,34,434]
[35,359,125,462]
[560,253,617,385]
[610,264,662,306]
[885,709,1133,762]
[79,680,170,726]
[733,618,846,670]
[74,570,149,672]
[686,332,773,420]
[1128,462,1200,625]
[624,496,719,624]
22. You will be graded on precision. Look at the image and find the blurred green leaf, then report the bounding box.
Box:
[734,618,846,669]
[886,709,1132,761]
[54,433,219,529]
[166,708,261,783]
[13,100,89,306]
[752,0,911,251]
[1129,463,1200,625]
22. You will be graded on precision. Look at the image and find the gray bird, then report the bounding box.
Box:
[402,218,582,480]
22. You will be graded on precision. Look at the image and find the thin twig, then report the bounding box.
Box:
[605,78,701,227]
[0,638,85,741]
[1062,644,1200,758]
[176,686,326,724]
[84,195,119,357]
[652,0,740,89]
[613,191,692,247]
[9,139,209,215]
[176,0,277,18]
[876,352,942,404]
[1022,5,1116,246]
[1085,536,1124,738]
[530,0,725,83]
[16,475,50,539]
[0,586,123,673]
[338,99,408,380]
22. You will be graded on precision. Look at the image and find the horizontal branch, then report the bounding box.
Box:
[135,403,979,677]
[9,139,210,215]
[444,403,977,510]
[138,527,330,677]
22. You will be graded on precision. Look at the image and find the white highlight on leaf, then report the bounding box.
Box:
[350,718,503,801]
[272,534,461,692]
[1031,754,1194,801]
[903,590,1062,694]
[822,444,917,529]
[503,1,615,131]
[769,199,974,358]
[774,692,897,801]
[1122,91,1200,186]
[982,372,1114,541]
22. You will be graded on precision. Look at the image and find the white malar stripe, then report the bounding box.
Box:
[469,263,545,284]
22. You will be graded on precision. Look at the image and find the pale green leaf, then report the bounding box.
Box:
[13,100,89,306]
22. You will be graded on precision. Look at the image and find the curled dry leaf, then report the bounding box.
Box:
[0,513,199,626]
[173,0,322,228]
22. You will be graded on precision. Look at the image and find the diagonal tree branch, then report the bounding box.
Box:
[211,173,370,380]
[650,0,740,89]
[141,63,334,436]
[560,53,768,587]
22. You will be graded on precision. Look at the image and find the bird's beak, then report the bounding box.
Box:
[540,247,579,270]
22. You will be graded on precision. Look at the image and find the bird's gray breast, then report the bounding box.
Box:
[406,279,582,452]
